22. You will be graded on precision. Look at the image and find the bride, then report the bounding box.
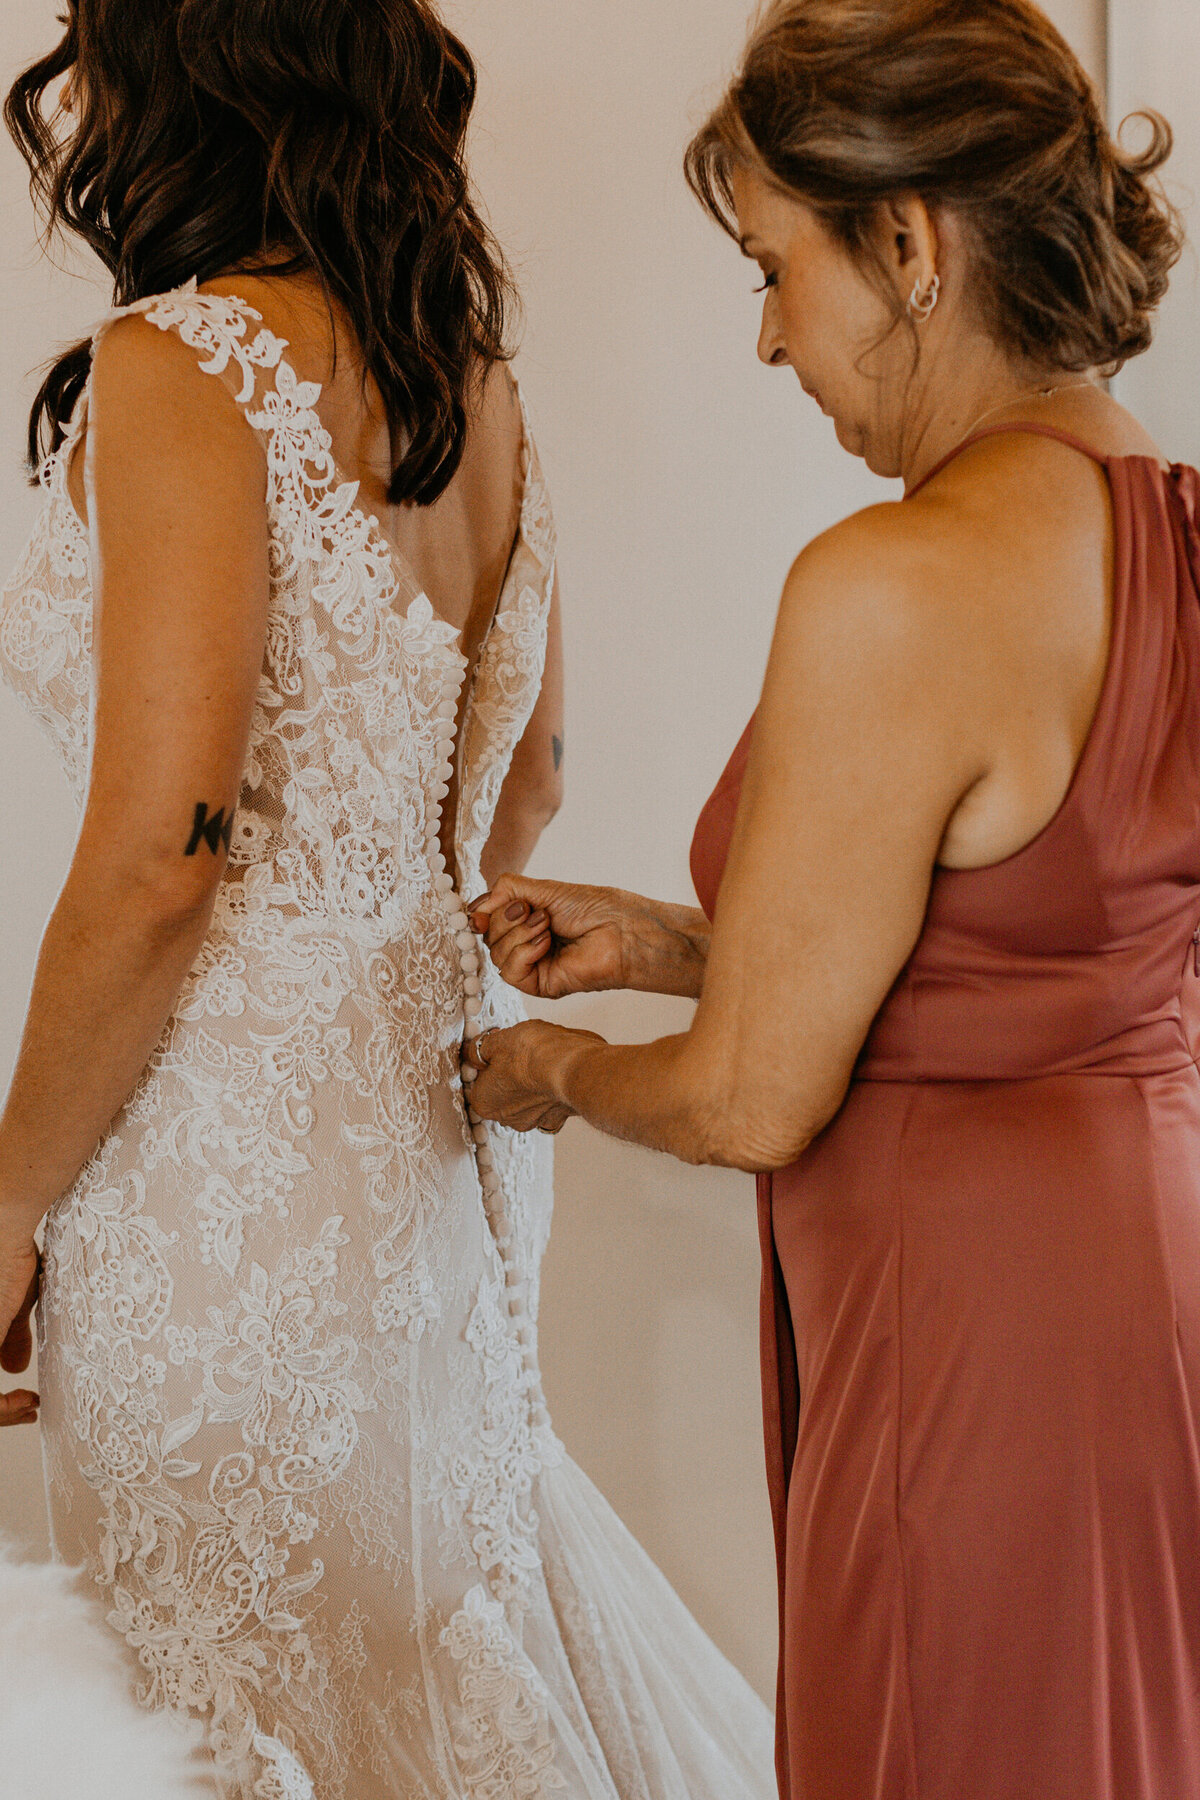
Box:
[0,2,773,1795]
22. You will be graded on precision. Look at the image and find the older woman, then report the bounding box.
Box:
[466,1,1200,1796]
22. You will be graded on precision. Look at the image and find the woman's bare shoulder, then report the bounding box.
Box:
[195,268,313,320]
[193,270,333,374]
[86,309,269,538]
[775,489,1027,756]
[782,500,953,645]
[1028,385,1165,461]
[919,389,1167,501]
[794,385,1153,617]
[90,304,261,439]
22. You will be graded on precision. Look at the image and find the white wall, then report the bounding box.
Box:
[1056,0,1109,82]
[0,0,1136,1708]
[1109,0,1200,465]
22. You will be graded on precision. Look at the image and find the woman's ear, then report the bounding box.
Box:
[879,193,941,307]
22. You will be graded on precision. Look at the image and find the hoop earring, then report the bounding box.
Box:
[907,273,941,322]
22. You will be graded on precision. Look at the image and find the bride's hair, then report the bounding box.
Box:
[5,0,514,505]
[686,0,1184,377]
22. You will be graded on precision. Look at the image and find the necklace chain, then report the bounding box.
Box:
[962,380,1094,441]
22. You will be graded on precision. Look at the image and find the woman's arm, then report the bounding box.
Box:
[0,316,270,1415]
[467,506,991,1169]
[479,570,565,887]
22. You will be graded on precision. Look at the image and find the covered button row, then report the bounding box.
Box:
[425,676,545,1418]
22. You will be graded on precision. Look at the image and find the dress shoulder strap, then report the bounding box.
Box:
[89,280,288,415]
[86,281,391,597]
[906,422,1111,500]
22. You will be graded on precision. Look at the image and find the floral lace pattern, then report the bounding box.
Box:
[1,283,776,1800]
[442,1586,566,1798]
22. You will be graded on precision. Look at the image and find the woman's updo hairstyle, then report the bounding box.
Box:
[686,0,1184,375]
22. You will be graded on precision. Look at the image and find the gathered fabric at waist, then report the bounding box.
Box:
[855,993,1200,1085]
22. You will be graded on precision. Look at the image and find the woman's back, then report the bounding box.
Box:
[197,273,525,638]
[867,418,1200,1077]
[913,388,1167,873]
[691,422,1200,1799]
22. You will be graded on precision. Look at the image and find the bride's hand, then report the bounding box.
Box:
[468,878,634,999]
[0,1223,41,1428]
[462,1020,603,1133]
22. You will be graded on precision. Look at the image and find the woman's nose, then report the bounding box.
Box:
[757,305,788,369]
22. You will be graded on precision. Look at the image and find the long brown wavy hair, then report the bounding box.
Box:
[5,0,515,505]
[686,0,1183,378]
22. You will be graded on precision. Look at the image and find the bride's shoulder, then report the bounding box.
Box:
[86,277,276,386]
[82,290,267,517]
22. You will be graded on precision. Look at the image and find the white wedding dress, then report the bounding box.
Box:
[0,286,775,1800]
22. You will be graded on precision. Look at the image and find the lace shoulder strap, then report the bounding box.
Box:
[87,281,426,611]
[89,279,288,416]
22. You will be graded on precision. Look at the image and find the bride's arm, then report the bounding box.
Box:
[479,569,565,886]
[0,317,269,1417]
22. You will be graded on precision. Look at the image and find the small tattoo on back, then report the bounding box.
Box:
[552,735,564,773]
[186,802,234,857]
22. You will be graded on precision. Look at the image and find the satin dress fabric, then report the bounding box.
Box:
[690,425,1200,1800]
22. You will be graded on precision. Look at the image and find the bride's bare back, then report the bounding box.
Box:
[64,268,563,890]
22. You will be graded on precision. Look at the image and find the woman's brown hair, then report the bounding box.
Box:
[686,0,1184,376]
[5,0,515,505]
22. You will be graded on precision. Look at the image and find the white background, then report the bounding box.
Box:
[0,0,1181,1704]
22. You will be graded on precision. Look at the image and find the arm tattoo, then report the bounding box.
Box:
[185,802,234,857]
[552,735,564,774]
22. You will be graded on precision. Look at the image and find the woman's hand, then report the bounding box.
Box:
[468,879,630,998]
[0,1224,41,1428]
[468,878,710,1000]
[463,1020,605,1134]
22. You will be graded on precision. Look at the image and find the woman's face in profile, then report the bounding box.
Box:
[731,165,910,475]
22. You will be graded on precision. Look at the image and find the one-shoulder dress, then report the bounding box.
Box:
[690,424,1200,1800]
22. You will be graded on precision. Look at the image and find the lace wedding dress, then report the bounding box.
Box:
[0,286,774,1800]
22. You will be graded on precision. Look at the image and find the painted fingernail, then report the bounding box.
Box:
[505,902,527,922]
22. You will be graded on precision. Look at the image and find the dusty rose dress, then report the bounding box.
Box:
[690,424,1200,1800]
